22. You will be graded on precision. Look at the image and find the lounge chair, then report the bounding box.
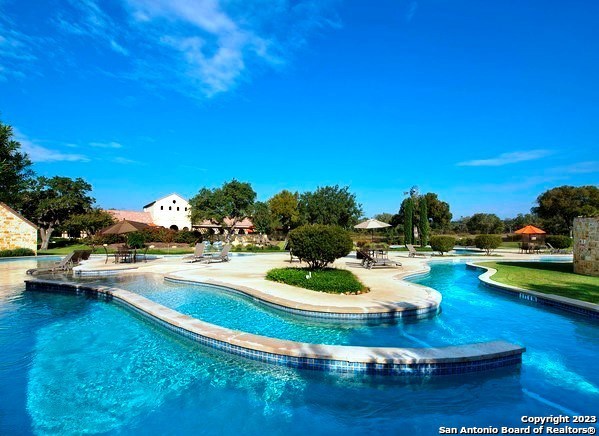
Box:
[26,251,79,275]
[358,250,402,269]
[203,244,231,263]
[406,244,426,258]
[184,243,206,263]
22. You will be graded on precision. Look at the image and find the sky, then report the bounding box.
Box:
[1,0,597,219]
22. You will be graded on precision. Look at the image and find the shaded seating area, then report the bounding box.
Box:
[515,225,546,254]
[26,250,91,275]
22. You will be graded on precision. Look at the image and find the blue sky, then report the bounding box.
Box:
[1,0,597,219]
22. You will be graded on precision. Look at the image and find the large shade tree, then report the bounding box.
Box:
[23,176,94,249]
[64,208,115,237]
[268,190,301,233]
[299,185,362,229]
[423,193,452,232]
[533,185,599,235]
[251,201,273,235]
[0,121,34,210]
[465,213,504,234]
[189,179,256,236]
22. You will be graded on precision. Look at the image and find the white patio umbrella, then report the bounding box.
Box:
[354,219,391,241]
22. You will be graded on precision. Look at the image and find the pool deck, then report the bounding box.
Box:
[74,252,442,318]
[71,251,574,319]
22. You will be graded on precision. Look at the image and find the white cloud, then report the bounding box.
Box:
[550,161,599,175]
[14,128,90,163]
[457,149,553,167]
[90,141,123,149]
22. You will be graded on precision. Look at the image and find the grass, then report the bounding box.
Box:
[478,261,599,304]
[266,267,368,294]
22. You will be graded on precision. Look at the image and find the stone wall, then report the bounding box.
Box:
[573,217,599,277]
[0,203,37,253]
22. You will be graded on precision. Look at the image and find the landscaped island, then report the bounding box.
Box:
[266,267,368,294]
[478,261,599,304]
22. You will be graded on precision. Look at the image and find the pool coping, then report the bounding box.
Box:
[24,278,525,376]
[467,262,599,319]
[163,272,441,320]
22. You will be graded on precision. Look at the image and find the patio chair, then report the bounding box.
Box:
[406,244,426,258]
[359,250,402,269]
[184,243,206,263]
[546,242,558,254]
[203,244,231,263]
[115,246,132,264]
[26,251,78,275]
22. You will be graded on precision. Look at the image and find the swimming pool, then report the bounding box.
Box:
[1,258,597,434]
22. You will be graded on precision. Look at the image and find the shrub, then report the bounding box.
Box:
[456,237,475,247]
[288,224,353,269]
[173,230,201,244]
[267,245,281,251]
[430,236,455,255]
[141,227,176,243]
[266,268,366,294]
[0,248,36,257]
[545,235,572,249]
[127,232,146,249]
[474,234,502,255]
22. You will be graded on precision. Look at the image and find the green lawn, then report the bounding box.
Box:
[266,267,368,294]
[499,241,520,248]
[478,261,599,304]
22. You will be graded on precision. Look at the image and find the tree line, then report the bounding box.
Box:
[2,118,597,250]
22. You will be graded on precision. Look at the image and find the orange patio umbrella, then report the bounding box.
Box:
[515,225,546,244]
[514,225,546,235]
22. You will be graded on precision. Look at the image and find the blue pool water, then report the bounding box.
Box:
[1,258,597,434]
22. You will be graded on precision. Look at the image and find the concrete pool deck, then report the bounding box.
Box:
[70,251,573,319]
[74,252,441,318]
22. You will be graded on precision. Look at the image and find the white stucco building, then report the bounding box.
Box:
[142,193,192,230]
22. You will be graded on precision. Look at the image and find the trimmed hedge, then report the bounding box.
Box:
[545,235,572,249]
[430,236,455,255]
[288,224,353,269]
[475,234,502,255]
[0,248,36,257]
[266,267,367,294]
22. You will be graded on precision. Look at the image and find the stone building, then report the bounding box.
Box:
[0,202,37,253]
[573,217,599,277]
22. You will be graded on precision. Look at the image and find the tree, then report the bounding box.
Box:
[474,234,502,255]
[0,121,35,210]
[466,213,504,234]
[419,199,429,247]
[430,236,455,255]
[533,185,599,235]
[288,224,353,269]
[22,176,94,250]
[403,197,413,244]
[189,179,256,236]
[299,185,362,229]
[423,193,452,232]
[503,213,542,233]
[374,213,394,224]
[251,201,273,235]
[268,190,301,233]
[64,208,115,237]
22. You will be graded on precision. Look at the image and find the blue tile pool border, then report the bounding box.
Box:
[466,263,598,320]
[24,278,525,377]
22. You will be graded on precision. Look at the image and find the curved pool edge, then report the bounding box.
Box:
[163,272,441,321]
[467,262,599,319]
[24,278,525,377]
